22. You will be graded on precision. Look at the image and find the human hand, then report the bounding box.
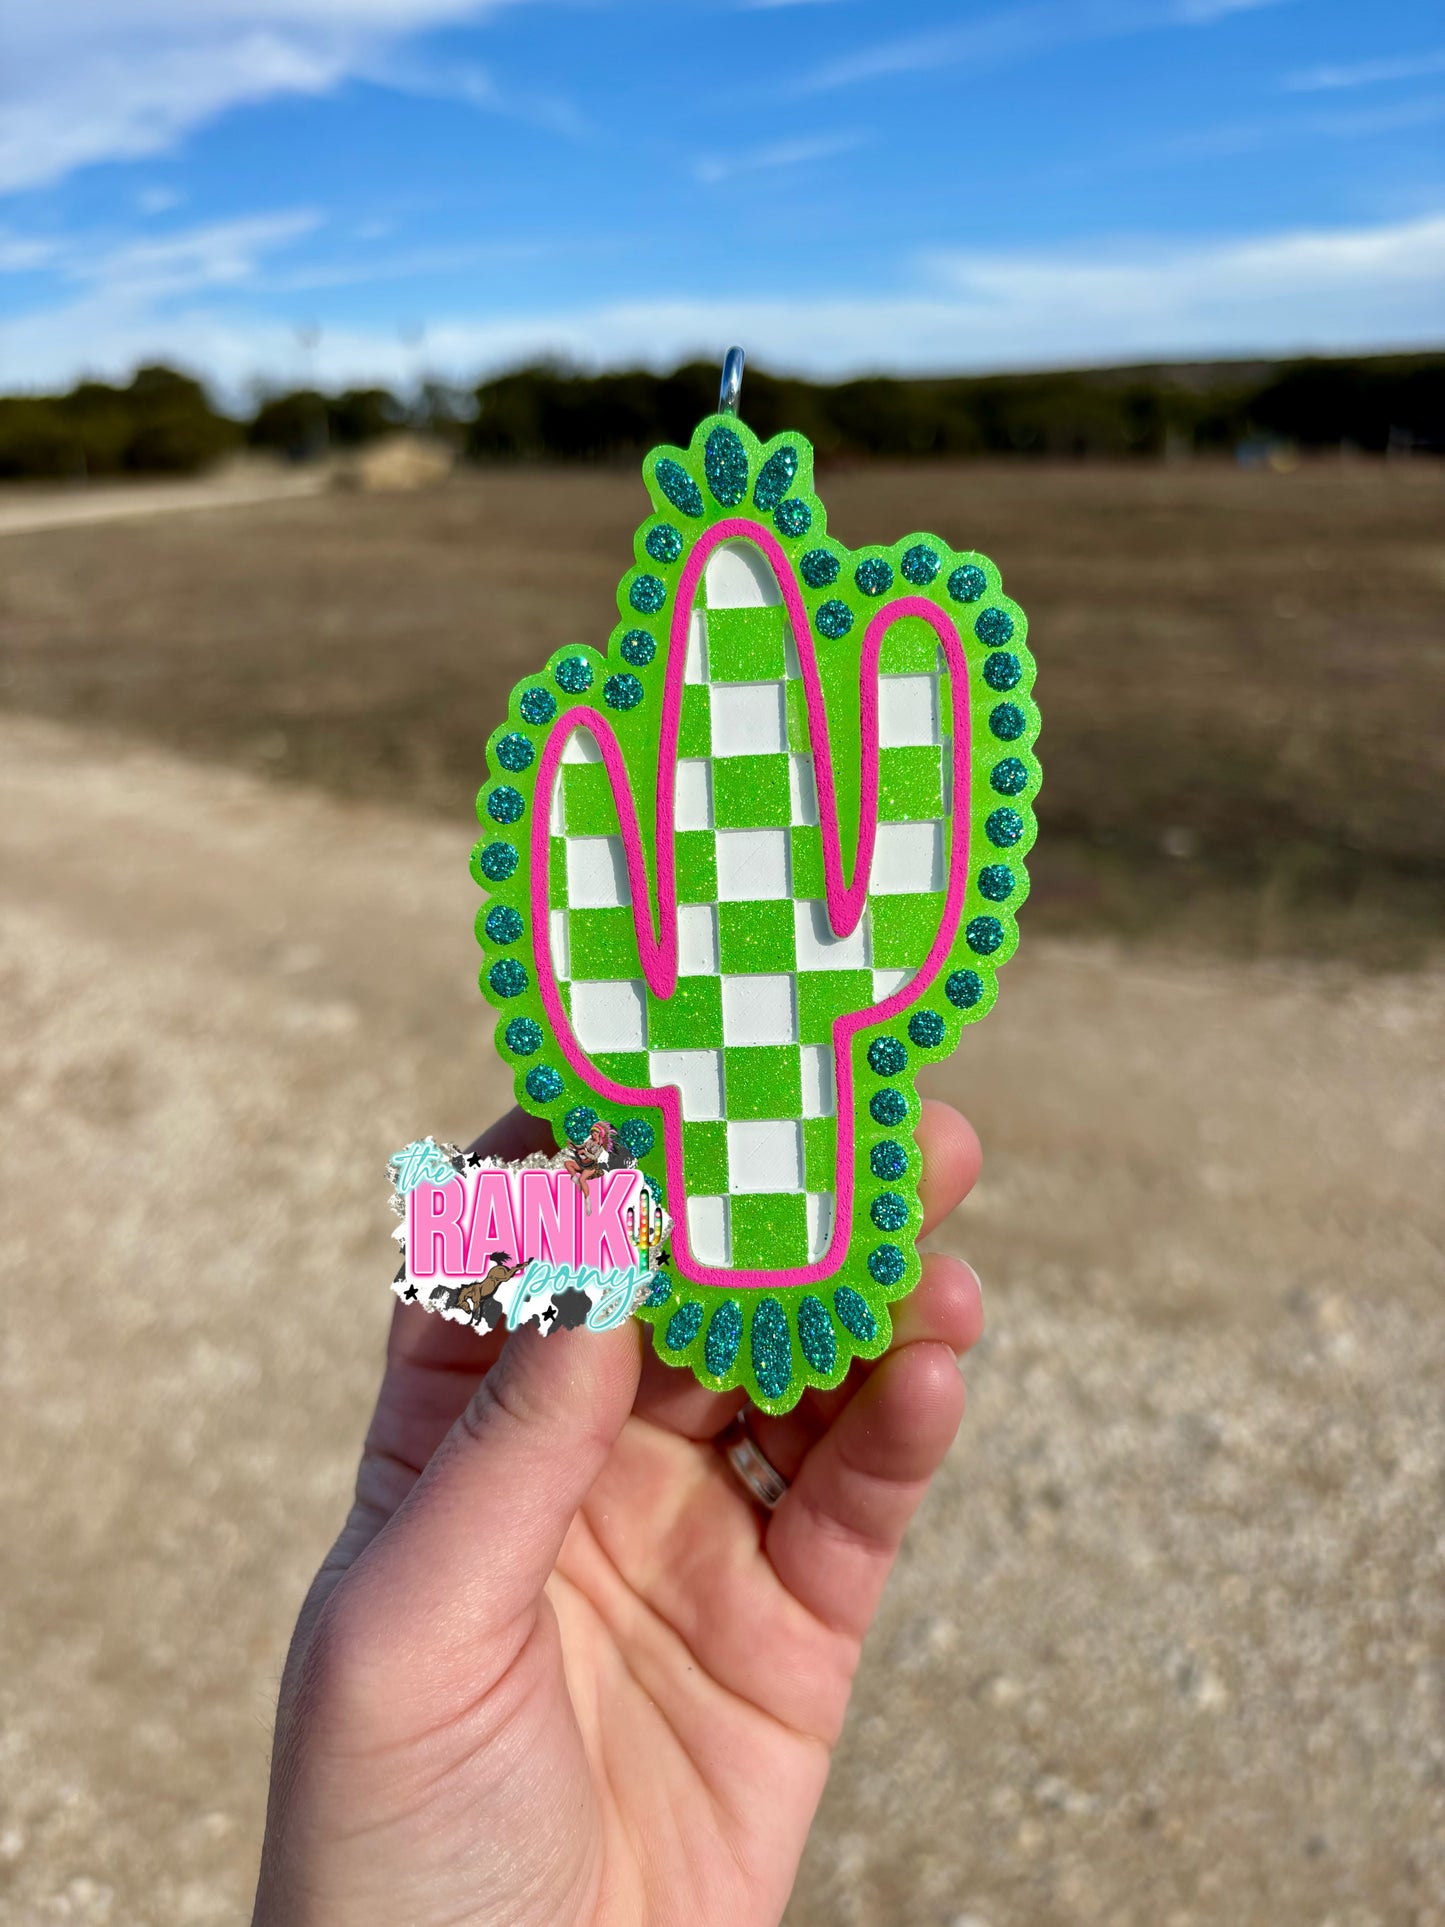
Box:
[253,1100,984,1927]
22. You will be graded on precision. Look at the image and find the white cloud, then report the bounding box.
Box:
[2,211,1440,398]
[695,132,867,185]
[1285,48,1445,92]
[0,2,523,196]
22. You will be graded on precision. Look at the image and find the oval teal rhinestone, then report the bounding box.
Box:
[797,1295,837,1374]
[665,1299,704,1350]
[655,457,704,518]
[752,444,798,512]
[833,1285,877,1343]
[704,1300,743,1377]
[751,1297,793,1400]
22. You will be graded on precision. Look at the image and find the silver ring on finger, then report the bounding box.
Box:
[718,1414,789,1512]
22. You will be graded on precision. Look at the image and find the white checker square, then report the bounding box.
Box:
[561,729,602,765]
[705,540,781,609]
[648,1049,725,1121]
[872,968,913,1002]
[789,754,819,826]
[794,897,870,971]
[800,1045,835,1118]
[783,624,802,678]
[940,736,955,816]
[721,973,797,1046]
[676,903,718,976]
[871,821,944,894]
[566,835,631,908]
[687,1195,730,1265]
[570,979,646,1051]
[727,1121,803,1193]
[684,609,708,684]
[675,760,714,831]
[549,908,570,980]
[716,828,790,901]
[548,777,564,834]
[710,681,786,756]
[879,674,939,748]
[806,1193,834,1261]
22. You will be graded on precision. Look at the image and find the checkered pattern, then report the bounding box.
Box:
[549,540,952,1268]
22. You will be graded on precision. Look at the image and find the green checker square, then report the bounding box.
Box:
[791,824,824,899]
[594,1051,649,1088]
[724,1045,802,1120]
[803,1115,837,1192]
[730,1191,810,1268]
[675,829,717,905]
[563,762,618,837]
[647,974,723,1050]
[714,754,791,829]
[785,680,811,753]
[880,745,943,821]
[679,683,711,759]
[718,899,795,974]
[797,969,872,1046]
[682,1120,729,1195]
[549,835,567,900]
[869,893,947,968]
[880,615,941,674]
[705,605,786,682]
[568,907,640,979]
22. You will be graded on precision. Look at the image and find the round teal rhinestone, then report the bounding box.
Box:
[989,702,1026,742]
[478,841,518,882]
[976,606,1015,648]
[775,497,811,537]
[494,731,534,773]
[800,548,839,588]
[967,915,1005,955]
[505,1016,543,1054]
[870,1192,909,1232]
[945,969,983,1008]
[488,957,528,998]
[554,656,593,694]
[655,458,704,518]
[868,1035,907,1076]
[816,599,853,639]
[618,1117,654,1157]
[484,904,523,944]
[797,1295,836,1374]
[645,524,683,564]
[629,574,666,615]
[620,629,656,667]
[519,687,556,725]
[563,1104,598,1142]
[604,672,644,710]
[487,786,524,825]
[870,1087,908,1126]
[985,806,1024,847]
[901,544,940,585]
[751,1297,793,1401]
[525,1065,563,1102]
[990,756,1029,796]
[833,1285,877,1343]
[948,564,987,603]
[854,556,894,596]
[665,1299,705,1351]
[868,1243,907,1286]
[871,1140,908,1180]
[908,1007,945,1047]
[704,1300,742,1377]
[983,650,1021,692]
[978,863,1015,902]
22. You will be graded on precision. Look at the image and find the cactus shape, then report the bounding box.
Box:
[473,415,1038,1413]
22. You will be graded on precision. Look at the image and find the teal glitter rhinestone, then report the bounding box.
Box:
[665,1299,705,1351]
[704,1300,742,1376]
[967,915,1005,954]
[800,548,840,588]
[948,564,987,603]
[519,687,556,726]
[990,702,1026,741]
[945,968,983,1009]
[485,904,524,944]
[645,524,684,564]
[979,863,1015,902]
[976,606,1015,648]
[775,498,811,537]
[505,1016,543,1054]
[871,1140,908,1180]
[494,732,534,774]
[797,1295,836,1374]
[478,841,518,882]
[868,1243,907,1286]
[870,1087,908,1126]
[985,806,1024,847]
[488,957,528,998]
[753,445,798,512]
[554,656,593,694]
[901,543,941,586]
[620,629,656,667]
[833,1285,877,1343]
[563,1104,598,1142]
[983,650,1022,692]
[751,1297,793,1401]
[618,1117,654,1157]
[655,458,704,518]
[854,557,894,596]
[816,599,853,639]
[908,1007,946,1047]
[629,574,666,615]
[990,756,1029,796]
[643,1274,673,1308]
[604,672,644,710]
[525,1065,564,1102]
[487,786,524,825]
[868,1035,907,1076]
[705,424,749,506]
[871,1191,909,1232]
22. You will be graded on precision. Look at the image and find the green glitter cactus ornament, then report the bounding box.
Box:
[473,380,1039,1415]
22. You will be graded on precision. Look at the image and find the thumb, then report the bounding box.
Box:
[364,1316,642,1648]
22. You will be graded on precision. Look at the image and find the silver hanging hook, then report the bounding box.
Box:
[719,345,745,417]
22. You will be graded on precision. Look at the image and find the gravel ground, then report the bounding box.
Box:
[1,712,1441,1926]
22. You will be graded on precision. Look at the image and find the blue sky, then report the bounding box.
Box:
[1,0,1442,395]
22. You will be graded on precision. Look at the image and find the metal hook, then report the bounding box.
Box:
[719,345,745,417]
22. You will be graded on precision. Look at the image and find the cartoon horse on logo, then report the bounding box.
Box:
[429,1250,526,1325]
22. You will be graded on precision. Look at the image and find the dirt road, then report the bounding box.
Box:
[1,711,1441,1925]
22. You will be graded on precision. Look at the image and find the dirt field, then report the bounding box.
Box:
[1,463,1442,1924]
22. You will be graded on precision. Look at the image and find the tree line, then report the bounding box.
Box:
[1,353,1440,480]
